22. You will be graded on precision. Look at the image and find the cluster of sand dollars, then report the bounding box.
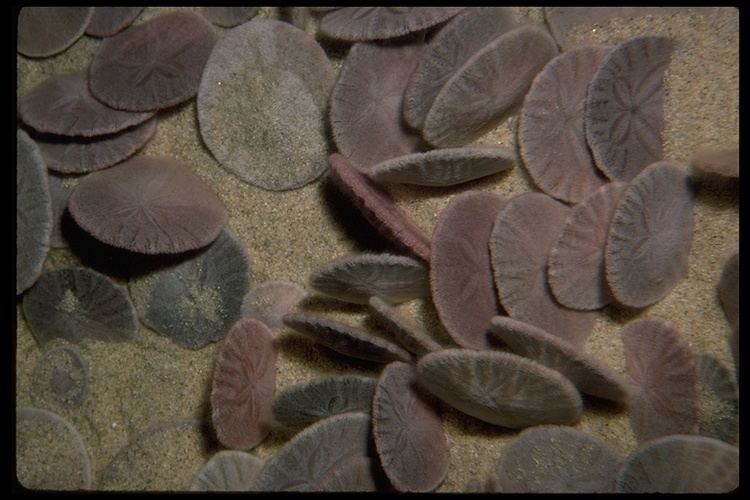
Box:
[16,7,737,493]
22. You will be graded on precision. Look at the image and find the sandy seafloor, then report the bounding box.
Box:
[15,6,739,492]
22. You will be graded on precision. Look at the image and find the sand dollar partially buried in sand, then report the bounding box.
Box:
[30,340,90,410]
[198,18,333,191]
[128,230,251,350]
[68,155,228,255]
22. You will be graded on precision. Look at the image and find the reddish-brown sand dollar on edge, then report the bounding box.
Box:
[328,153,431,262]
[68,155,227,254]
[211,318,276,451]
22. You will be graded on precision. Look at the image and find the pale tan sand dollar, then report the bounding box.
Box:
[368,296,442,356]
[619,317,699,444]
[128,230,250,349]
[17,129,52,295]
[373,362,448,492]
[241,280,309,330]
[46,172,74,249]
[19,71,154,137]
[520,45,613,203]
[198,19,333,190]
[68,155,228,254]
[309,253,428,305]
[489,192,596,348]
[615,435,739,493]
[23,267,138,346]
[488,316,630,403]
[330,41,426,171]
[282,312,411,364]
[691,147,739,178]
[89,11,217,111]
[30,340,89,410]
[35,118,157,174]
[191,450,263,491]
[605,161,694,308]
[319,7,464,42]
[211,319,276,451]
[85,7,143,37]
[585,36,675,182]
[403,6,516,130]
[200,7,260,28]
[252,412,375,491]
[431,191,508,350]
[367,146,515,187]
[416,349,582,428]
[272,375,377,431]
[493,425,624,493]
[16,407,92,490]
[17,7,93,58]
[548,182,629,310]
[695,354,738,445]
[717,250,738,329]
[99,419,207,490]
[328,154,432,262]
[423,25,558,147]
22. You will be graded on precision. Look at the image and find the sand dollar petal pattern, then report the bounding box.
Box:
[520,45,613,203]
[431,190,508,349]
[548,182,628,310]
[605,161,694,308]
[17,129,52,295]
[191,450,263,491]
[373,362,448,492]
[30,341,90,410]
[68,155,227,254]
[22,267,138,346]
[620,317,699,444]
[615,435,738,493]
[490,192,596,347]
[423,25,558,147]
[309,253,428,305]
[89,11,217,111]
[416,349,582,428]
[494,425,624,492]
[211,318,276,451]
[128,230,250,349]
[17,7,93,58]
[319,7,464,42]
[253,412,374,491]
[585,36,675,181]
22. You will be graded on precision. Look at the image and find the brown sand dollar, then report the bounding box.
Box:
[17,7,93,58]
[319,7,464,42]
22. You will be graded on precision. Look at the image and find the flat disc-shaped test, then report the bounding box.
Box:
[19,71,154,137]
[22,267,138,346]
[253,412,374,491]
[404,7,516,130]
[585,36,674,181]
[85,7,143,37]
[717,251,738,329]
[35,118,157,174]
[330,41,426,171]
[691,147,739,178]
[373,362,448,492]
[89,11,217,111]
[490,192,596,348]
[283,312,411,364]
[17,7,93,58]
[431,191,508,349]
[619,317,699,444]
[200,7,260,27]
[615,435,738,493]
[211,318,276,450]
[520,45,612,203]
[17,129,52,295]
[191,450,262,492]
[605,161,694,308]
[128,230,250,349]
[423,25,558,147]
[309,253,428,305]
[416,349,582,428]
[68,155,228,254]
[494,425,624,493]
[367,147,515,187]
[319,7,464,42]
[31,341,90,410]
[548,182,628,310]
[488,316,630,402]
